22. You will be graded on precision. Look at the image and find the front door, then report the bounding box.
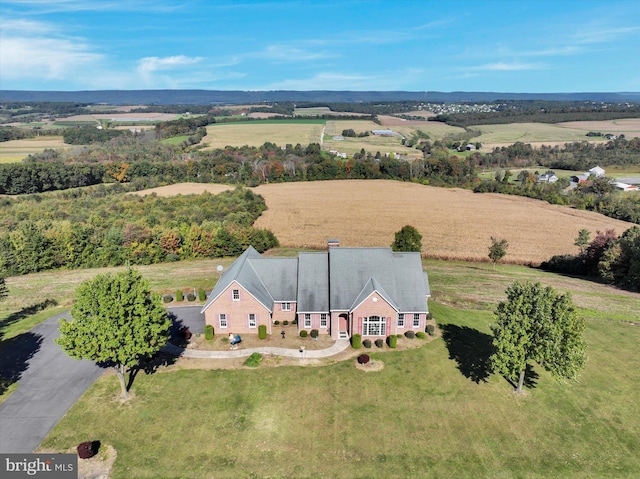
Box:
[339,313,349,336]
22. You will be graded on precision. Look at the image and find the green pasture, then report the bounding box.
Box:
[37,257,640,478]
[202,122,324,149]
[0,251,636,477]
[161,135,190,145]
[0,136,71,163]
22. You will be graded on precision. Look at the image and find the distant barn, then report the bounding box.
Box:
[372,129,395,136]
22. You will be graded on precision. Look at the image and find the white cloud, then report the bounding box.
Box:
[0,33,104,81]
[136,55,204,87]
[468,62,546,71]
[573,26,640,45]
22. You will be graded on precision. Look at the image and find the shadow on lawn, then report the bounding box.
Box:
[0,299,58,342]
[126,312,183,391]
[440,323,494,383]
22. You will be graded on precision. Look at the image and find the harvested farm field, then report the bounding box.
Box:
[252,180,635,264]
[132,182,233,197]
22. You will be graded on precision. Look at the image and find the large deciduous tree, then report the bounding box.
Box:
[391,225,422,253]
[56,269,170,399]
[488,236,508,269]
[490,281,586,394]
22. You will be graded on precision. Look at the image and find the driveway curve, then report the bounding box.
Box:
[0,312,103,453]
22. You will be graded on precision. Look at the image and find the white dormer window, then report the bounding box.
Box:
[282,302,291,311]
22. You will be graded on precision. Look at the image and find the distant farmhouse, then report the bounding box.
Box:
[536,172,559,183]
[570,166,606,186]
[201,244,431,340]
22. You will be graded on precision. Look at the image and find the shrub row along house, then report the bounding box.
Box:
[201,242,431,340]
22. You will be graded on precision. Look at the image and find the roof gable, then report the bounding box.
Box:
[350,277,399,312]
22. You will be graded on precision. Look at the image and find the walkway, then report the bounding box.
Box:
[162,338,351,359]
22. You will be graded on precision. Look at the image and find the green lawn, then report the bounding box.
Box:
[33,258,640,478]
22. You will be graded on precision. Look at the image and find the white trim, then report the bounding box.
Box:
[320,313,328,328]
[232,289,240,301]
[281,302,292,311]
[219,313,228,329]
[350,290,398,313]
[397,313,404,328]
[412,313,420,328]
[362,315,387,336]
[304,313,312,329]
[248,313,257,328]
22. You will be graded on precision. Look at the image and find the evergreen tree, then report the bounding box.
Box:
[391,225,422,253]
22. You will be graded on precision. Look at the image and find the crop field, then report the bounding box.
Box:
[556,118,640,136]
[252,179,635,264]
[469,122,608,150]
[294,106,369,117]
[0,136,70,163]
[202,122,325,149]
[132,182,234,197]
[323,120,423,158]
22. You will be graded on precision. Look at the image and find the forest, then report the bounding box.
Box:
[0,185,278,277]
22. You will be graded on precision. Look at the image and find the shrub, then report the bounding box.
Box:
[186,293,196,302]
[351,333,362,349]
[204,324,214,340]
[300,330,308,338]
[77,441,99,459]
[176,290,184,302]
[163,295,173,303]
[244,352,263,367]
[416,331,427,339]
[405,330,415,339]
[258,324,267,340]
[375,338,384,348]
[357,353,370,364]
[426,312,433,320]
[310,329,319,339]
[274,320,280,325]
[397,334,403,338]
[426,324,435,336]
[363,339,372,348]
[387,335,397,348]
[283,320,289,326]
[198,289,206,301]
[292,318,298,325]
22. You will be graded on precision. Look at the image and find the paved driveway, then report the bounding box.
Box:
[0,312,104,453]
[0,306,204,453]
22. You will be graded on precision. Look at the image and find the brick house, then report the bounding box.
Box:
[201,244,431,340]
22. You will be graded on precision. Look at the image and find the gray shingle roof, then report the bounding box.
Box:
[296,252,329,312]
[329,248,429,312]
[202,246,430,316]
[248,258,298,301]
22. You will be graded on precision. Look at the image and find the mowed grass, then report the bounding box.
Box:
[252,179,635,264]
[40,261,640,478]
[202,122,325,149]
[0,136,70,163]
[0,259,233,342]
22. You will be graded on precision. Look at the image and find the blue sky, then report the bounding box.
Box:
[1,0,639,92]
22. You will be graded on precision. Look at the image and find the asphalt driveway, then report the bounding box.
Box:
[0,306,204,453]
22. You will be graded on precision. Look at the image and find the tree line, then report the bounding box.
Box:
[0,186,278,276]
[541,227,640,292]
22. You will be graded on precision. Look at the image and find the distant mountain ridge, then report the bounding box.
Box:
[1,90,639,105]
